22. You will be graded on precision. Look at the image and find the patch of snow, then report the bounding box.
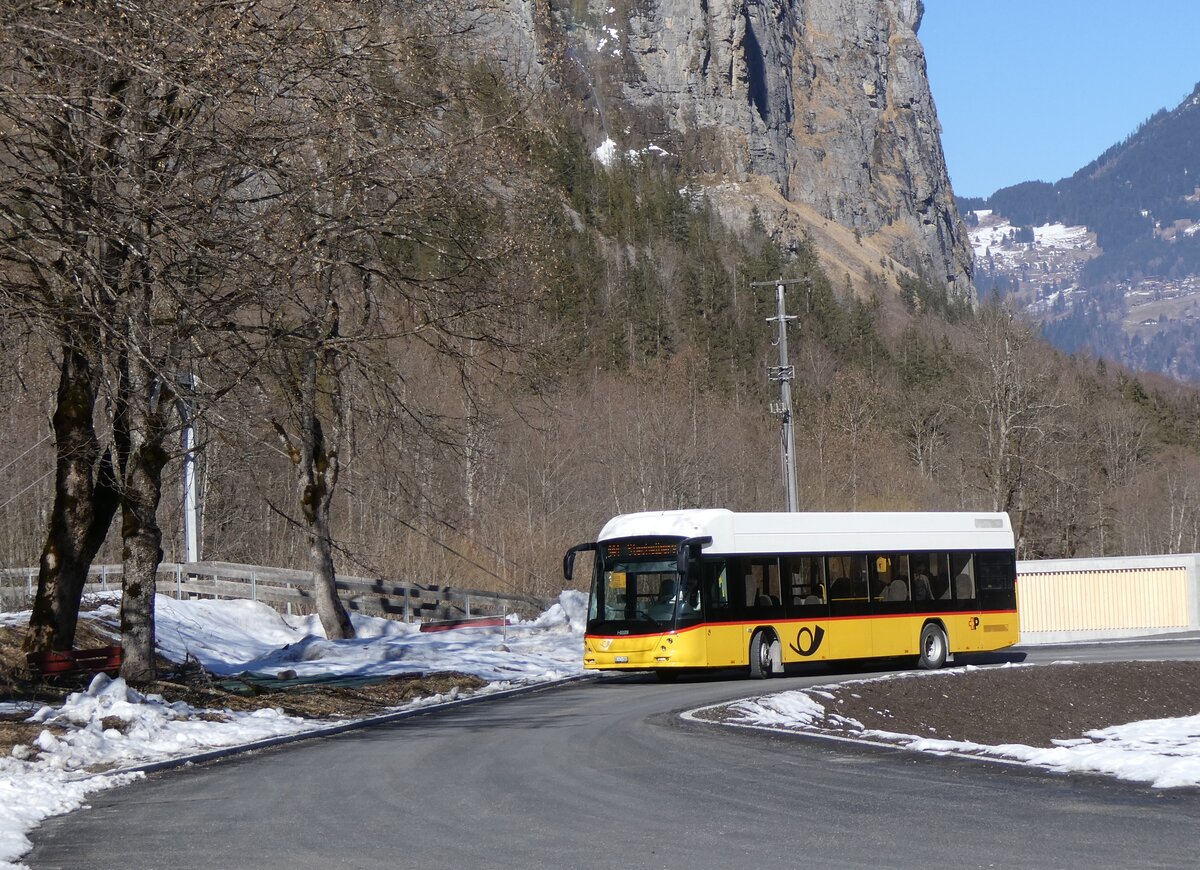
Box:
[1,593,586,865]
[1032,222,1090,249]
[726,671,1200,790]
[594,137,618,166]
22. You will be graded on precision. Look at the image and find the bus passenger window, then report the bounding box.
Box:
[826,555,851,600]
[910,553,948,601]
[849,555,869,598]
[951,553,976,600]
[827,555,867,599]
[784,556,825,606]
[704,562,730,616]
[976,551,1017,610]
[872,554,910,601]
[746,559,782,609]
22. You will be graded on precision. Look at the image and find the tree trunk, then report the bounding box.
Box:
[24,342,119,653]
[310,482,353,640]
[119,440,168,683]
[114,289,175,683]
[301,389,354,639]
[276,328,355,641]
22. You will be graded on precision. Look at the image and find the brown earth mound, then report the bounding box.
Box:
[774,661,1200,747]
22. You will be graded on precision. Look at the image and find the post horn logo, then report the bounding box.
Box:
[789,625,825,657]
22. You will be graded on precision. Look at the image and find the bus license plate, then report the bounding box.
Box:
[615,656,628,663]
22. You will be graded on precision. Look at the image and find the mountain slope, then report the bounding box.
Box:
[961,81,1200,380]
[485,0,974,302]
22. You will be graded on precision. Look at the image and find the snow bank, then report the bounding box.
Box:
[728,677,1200,789]
[1,592,587,867]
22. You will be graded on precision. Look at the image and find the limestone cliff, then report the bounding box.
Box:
[486,0,974,299]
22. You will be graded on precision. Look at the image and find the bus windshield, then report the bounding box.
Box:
[587,551,701,635]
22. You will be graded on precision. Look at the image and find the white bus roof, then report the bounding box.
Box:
[597,509,1014,554]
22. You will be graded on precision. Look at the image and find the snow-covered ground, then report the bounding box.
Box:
[0,592,587,868]
[721,665,1200,790]
[3,596,1198,867]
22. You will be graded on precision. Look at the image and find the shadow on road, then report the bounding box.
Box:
[588,649,1031,687]
[954,650,1029,666]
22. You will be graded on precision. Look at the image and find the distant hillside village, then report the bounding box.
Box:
[958,81,1200,382]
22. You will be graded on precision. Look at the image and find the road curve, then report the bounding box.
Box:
[29,640,1200,869]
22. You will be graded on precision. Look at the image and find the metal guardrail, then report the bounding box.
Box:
[0,561,553,622]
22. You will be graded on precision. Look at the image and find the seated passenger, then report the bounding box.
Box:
[884,575,909,601]
[912,572,932,601]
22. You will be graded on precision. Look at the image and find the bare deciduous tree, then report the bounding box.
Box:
[958,305,1062,549]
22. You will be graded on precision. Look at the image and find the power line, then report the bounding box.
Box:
[0,467,54,511]
[0,432,52,477]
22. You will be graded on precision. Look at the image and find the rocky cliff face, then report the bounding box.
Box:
[487,0,974,298]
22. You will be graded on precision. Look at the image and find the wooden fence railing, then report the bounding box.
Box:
[0,561,553,623]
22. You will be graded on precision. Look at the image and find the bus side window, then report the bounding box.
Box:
[872,553,910,602]
[976,551,1016,610]
[783,555,825,608]
[703,562,731,617]
[827,554,868,600]
[849,554,869,598]
[951,553,976,600]
[914,553,951,600]
[746,558,782,610]
[827,555,852,600]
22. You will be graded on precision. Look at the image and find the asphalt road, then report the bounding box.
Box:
[28,638,1200,869]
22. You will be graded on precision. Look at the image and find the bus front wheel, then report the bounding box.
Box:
[917,623,947,670]
[749,631,774,679]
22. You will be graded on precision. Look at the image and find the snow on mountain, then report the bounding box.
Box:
[968,210,1095,264]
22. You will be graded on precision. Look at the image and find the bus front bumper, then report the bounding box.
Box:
[583,630,703,669]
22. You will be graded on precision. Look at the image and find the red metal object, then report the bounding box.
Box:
[418,616,506,633]
[26,645,124,678]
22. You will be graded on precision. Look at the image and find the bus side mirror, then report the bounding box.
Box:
[563,543,597,582]
[676,536,713,585]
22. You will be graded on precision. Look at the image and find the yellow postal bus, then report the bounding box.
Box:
[563,509,1019,679]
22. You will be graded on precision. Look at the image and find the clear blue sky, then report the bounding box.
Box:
[919,1,1200,199]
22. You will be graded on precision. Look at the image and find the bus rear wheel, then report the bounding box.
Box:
[918,623,947,670]
[749,631,774,679]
